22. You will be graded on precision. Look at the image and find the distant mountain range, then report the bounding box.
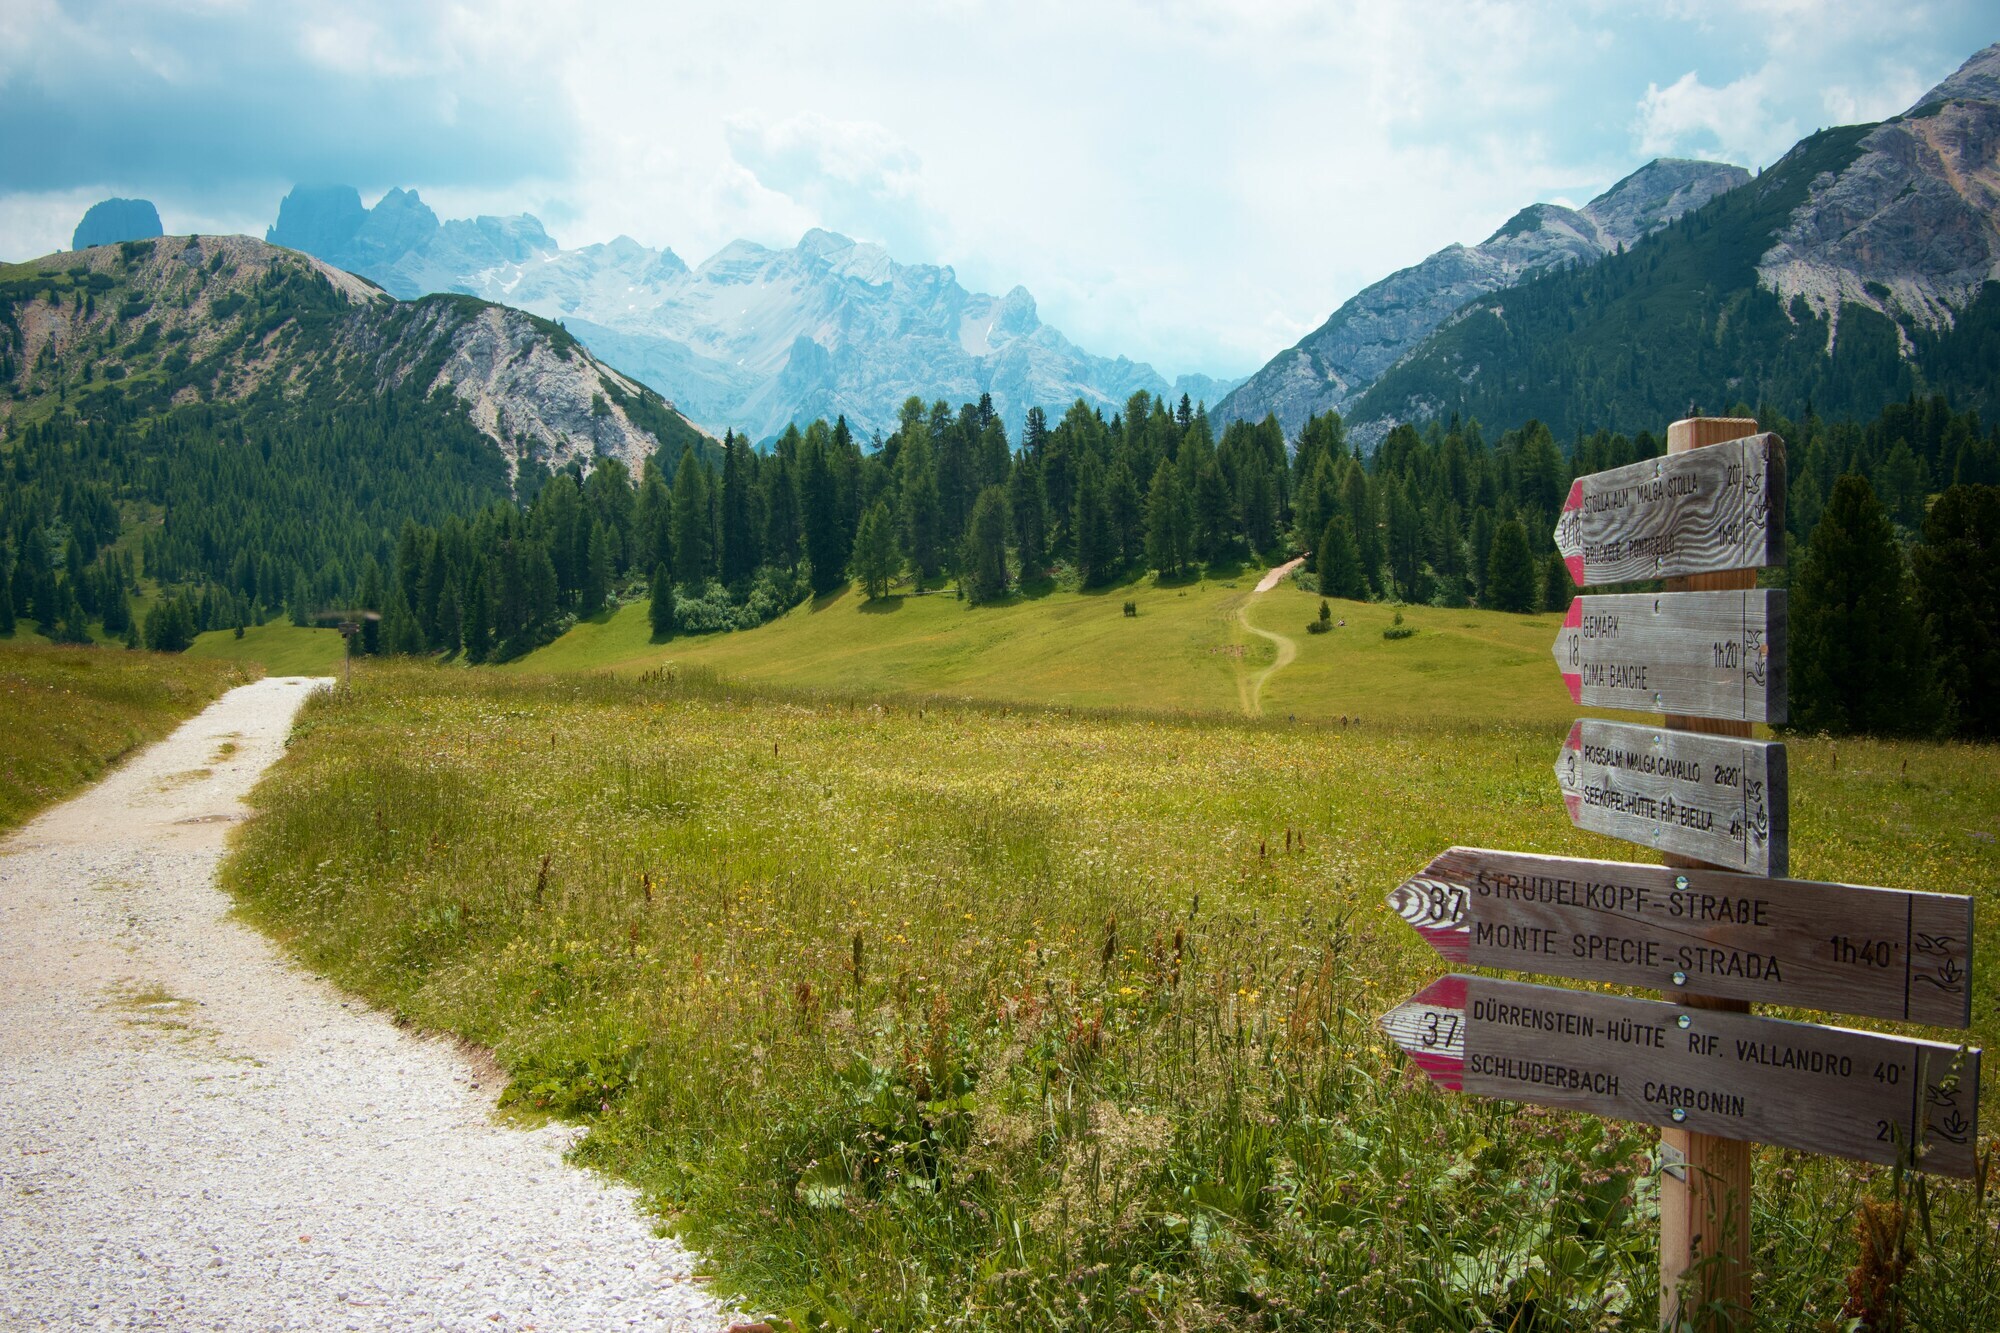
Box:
[258,188,1239,443]
[1224,41,2000,444]
[1212,158,1750,436]
[1340,41,2000,441]
[0,233,710,481]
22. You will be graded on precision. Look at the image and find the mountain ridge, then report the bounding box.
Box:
[1213,156,1751,437]
[261,189,1239,442]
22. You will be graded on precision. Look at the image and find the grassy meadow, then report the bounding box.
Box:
[0,640,253,830]
[186,621,346,676]
[222,662,2000,1331]
[518,573,1577,729]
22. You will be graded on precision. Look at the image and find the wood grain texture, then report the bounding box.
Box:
[1556,719,1788,875]
[1554,433,1785,586]
[1388,847,1973,1026]
[1381,975,1981,1177]
[1553,590,1787,723]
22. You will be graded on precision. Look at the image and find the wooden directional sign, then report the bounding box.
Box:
[1388,847,1973,1026]
[1553,591,1788,724]
[1557,719,1787,876]
[1555,434,1785,586]
[1382,975,1981,1177]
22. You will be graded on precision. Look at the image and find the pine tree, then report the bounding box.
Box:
[962,486,1010,604]
[1009,456,1048,583]
[1793,474,1943,735]
[1318,515,1367,599]
[900,426,944,589]
[719,431,758,585]
[1144,458,1193,577]
[1541,553,1574,613]
[1484,519,1538,612]
[671,450,714,589]
[462,574,492,664]
[648,563,676,639]
[1913,484,2000,737]
[801,440,846,596]
[581,521,611,616]
[1072,458,1116,587]
[290,571,313,627]
[382,590,426,655]
[850,501,902,601]
[1192,460,1235,563]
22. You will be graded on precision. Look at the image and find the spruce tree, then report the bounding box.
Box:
[962,486,1010,604]
[1144,458,1192,577]
[1072,458,1116,587]
[719,431,758,585]
[1793,474,1942,735]
[581,521,611,615]
[671,450,714,589]
[1484,519,1538,612]
[800,441,845,596]
[1192,460,1234,564]
[1541,552,1574,613]
[1009,456,1048,583]
[1913,484,2000,737]
[1318,515,1367,599]
[648,563,676,639]
[900,426,944,589]
[850,501,902,601]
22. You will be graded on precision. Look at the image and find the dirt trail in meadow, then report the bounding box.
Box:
[1235,558,1306,716]
[0,676,732,1332]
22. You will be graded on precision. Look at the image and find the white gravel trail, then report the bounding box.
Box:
[0,677,736,1332]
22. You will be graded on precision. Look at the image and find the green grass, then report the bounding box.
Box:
[516,577,1578,728]
[0,640,253,830]
[186,622,345,676]
[222,663,2000,1331]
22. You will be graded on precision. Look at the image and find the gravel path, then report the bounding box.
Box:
[0,677,735,1332]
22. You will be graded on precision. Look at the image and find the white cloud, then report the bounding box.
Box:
[1634,67,1799,167]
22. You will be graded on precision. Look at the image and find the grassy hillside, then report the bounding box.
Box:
[0,641,252,830]
[223,664,2000,1330]
[186,623,345,676]
[517,574,1578,728]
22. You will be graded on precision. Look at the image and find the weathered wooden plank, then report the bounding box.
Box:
[1554,434,1786,585]
[1552,590,1788,724]
[1387,847,1973,1026]
[1382,975,1981,1177]
[1556,719,1787,876]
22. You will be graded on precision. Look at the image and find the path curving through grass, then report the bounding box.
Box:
[1234,557,1306,716]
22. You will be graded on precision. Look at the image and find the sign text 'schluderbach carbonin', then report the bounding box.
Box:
[1383,975,1980,1177]
[1555,433,1784,586]
[1553,591,1787,724]
[1388,846,1973,1027]
[1556,719,1786,875]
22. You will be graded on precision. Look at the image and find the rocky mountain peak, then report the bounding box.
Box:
[72,198,163,251]
[1583,158,1752,248]
[1907,40,2000,111]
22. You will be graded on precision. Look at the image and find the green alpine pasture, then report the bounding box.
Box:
[185,622,345,677]
[518,575,1577,729]
[0,640,252,831]
[223,661,2000,1331]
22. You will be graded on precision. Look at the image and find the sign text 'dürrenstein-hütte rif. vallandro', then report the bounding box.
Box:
[1554,433,1784,586]
[1553,590,1787,724]
[1388,847,1972,1026]
[1382,976,1979,1177]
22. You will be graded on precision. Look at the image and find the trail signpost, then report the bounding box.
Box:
[1389,847,1973,1026]
[1553,590,1786,723]
[1380,419,1979,1331]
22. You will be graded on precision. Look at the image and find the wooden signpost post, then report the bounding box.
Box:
[1381,418,1980,1331]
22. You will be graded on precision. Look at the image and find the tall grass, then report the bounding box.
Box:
[224,664,1999,1330]
[0,641,253,830]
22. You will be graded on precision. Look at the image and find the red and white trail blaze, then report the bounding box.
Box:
[1379,975,1467,1090]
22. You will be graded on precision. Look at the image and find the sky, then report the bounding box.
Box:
[1,1,1991,379]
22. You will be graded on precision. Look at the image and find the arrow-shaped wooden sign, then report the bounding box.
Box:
[1555,434,1785,586]
[1557,719,1787,875]
[1382,975,1980,1176]
[1553,591,1787,724]
[1388,847,1973,1026]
